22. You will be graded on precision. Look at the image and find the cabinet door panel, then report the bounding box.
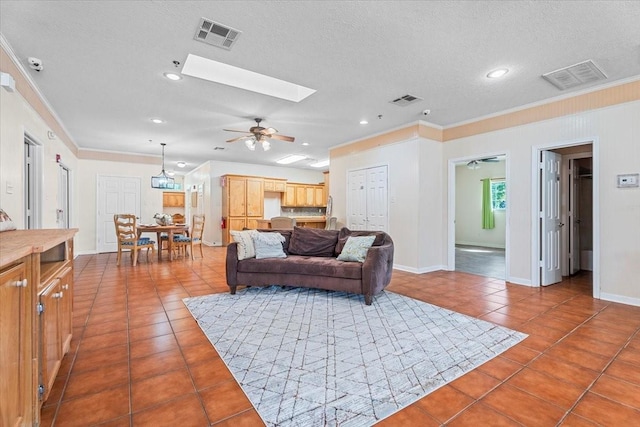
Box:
[58,267,73,354]
[0,262,28,427]
[228,178,247,216]
[295,186,306,207]
[305,187,315,206]
[246,179,264,217]
[40,280,62,402]
[283,186,296,206]
[315,187,325,206]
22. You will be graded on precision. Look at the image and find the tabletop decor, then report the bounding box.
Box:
[153,212,172,226]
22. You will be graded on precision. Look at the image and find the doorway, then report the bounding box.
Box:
[23,135,43,229]
[451,156,507,280]
[96,175,141,253]
[533,141,597,296]
[57,164,71,228]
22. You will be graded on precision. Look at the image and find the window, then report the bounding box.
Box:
[491,180,506,210]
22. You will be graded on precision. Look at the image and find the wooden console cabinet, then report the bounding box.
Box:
[0,229,77,426]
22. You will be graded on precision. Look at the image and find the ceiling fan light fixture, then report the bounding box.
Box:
[245,139,257,151]
[467,160,480,170]
[261,140,271,151]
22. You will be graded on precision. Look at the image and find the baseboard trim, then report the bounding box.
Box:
[393,264,447,274]
[506,276,533,286]
[600,292,640,308]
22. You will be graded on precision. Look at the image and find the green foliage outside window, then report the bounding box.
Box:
[491,181,506,210]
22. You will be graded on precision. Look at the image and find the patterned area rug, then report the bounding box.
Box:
[183,287,526,426]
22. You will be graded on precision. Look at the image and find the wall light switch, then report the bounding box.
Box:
[617,173,639,188]
[6,182,14,194]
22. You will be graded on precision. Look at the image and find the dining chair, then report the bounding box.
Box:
[172,214,205,260]
[324,217,338,230]
[270,216,296,230]
[113,214,155,266]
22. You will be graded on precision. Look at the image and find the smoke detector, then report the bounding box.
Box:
[194,18,242,50]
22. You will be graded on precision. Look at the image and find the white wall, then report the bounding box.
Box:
[184,160,325,246]
[443,101,640,302]
[455,160,506,248]
[331,138,445,273]
[0,80,78,230]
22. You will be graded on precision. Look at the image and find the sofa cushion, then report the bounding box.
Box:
[230,229,258,260]
[238,255,362,280]
[337,235,376,262]
[335,227,386,255]
[257,229,292,253]
[253,231,286,259]
[288,227,339,257]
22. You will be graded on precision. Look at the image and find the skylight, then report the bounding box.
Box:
[181,54,316,102]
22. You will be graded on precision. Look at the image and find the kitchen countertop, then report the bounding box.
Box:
[257,217,326,223]
[0,228,78,267]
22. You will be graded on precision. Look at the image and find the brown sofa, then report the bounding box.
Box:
[226,227,394,305]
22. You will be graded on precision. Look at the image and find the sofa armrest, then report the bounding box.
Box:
[362,241,394,302]
[226,242,239,288]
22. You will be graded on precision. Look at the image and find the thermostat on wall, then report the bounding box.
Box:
[617,173,639,188]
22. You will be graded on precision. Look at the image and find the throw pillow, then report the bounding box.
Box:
[335,227,386,255]
[253,232,286,259]
[336,235,376,262]
[0,209,17,232]
[288,226,339,257]
[230,229,258,260]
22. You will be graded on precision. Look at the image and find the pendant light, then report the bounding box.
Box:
[151,143,175,189]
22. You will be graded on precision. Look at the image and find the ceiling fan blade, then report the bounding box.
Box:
[269,134,295,142]
[261,127,278,136]
[226,135,252,143]
[223,129,251,133]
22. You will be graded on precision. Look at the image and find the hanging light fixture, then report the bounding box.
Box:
[151,143,175,189]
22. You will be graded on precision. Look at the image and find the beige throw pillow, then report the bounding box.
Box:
[230,229,258,260]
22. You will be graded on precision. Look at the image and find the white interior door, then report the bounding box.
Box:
[569,159,581,275]
[366,166,388,231]
[97,176,141,253]
[57,164,70,228]
[347,166,388,231]
[347,169,367,229]
[541,151,562,285]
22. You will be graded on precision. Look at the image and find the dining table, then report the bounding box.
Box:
[136,223,190,261]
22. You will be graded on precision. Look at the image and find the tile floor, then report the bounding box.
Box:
[41,247,640,426]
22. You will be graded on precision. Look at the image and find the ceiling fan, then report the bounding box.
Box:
[224,118,295,151]
[466,157,499,169]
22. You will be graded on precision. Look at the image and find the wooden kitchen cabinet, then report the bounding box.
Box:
[263,179,286,192]
[0,229,77,427]
[283,185,296,206]
[222,175,264,245]
[314,187,325,206]
[0,260,33,427]
[282,183,326,207]
[162,191,185,207]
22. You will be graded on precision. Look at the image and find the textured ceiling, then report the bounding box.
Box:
[1,1,639,172]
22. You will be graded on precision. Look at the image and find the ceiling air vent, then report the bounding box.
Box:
[389,94,423,107]
[194,18,242,50]
[542,60,607,90]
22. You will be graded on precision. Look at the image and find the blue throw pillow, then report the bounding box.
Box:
[336,235,376,262]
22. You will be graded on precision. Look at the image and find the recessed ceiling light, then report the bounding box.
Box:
[276,154,306,165]
[310,159,330,168]
[181,54,316,102]
[150,118,164,124]
[487,68,509,79]
[177,161,186,168]
[163,72,182,81]
[301,142,310,146]
[360,120,368,125]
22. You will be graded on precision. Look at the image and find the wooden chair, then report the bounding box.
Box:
[270,216,296,230]
[172,213,185,224]
[172,214,205,260]
[160,213,187,253]
[114,214,155,266]
[324,217,338,230]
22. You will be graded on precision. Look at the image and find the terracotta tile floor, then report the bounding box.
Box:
[41,247,640,426]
